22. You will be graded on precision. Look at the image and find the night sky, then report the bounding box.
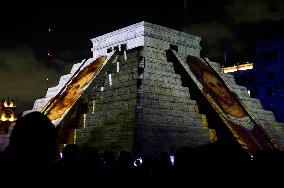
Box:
[1,0,284,114]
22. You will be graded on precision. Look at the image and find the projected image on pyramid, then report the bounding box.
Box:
[43,56,107,124]
[186,56,276,154]
[25,22,284,158]
[188,56,247,118]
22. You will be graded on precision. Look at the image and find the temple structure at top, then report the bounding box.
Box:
[25,21,284,158]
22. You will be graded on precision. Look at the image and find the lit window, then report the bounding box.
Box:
[117,62,120,73]
[109,74,112,86]
[83,114,86,128]
[101,87,104,91]
[124,51,127,60]
[247,90,251,97]
[92,100,95,113]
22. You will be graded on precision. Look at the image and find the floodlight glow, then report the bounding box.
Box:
[170,155,175,166]
[108,74,112,86]
[133,157,143,166]
[222,63,253,73]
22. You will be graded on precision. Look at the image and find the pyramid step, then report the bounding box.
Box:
[32,97,52,111]
[247,107,276,122]
[229,84,250,98]
[220,72,236,84]
[241,97,263,109]
[204,57,222,73]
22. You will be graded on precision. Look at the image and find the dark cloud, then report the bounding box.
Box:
[182,0,284,63]
[0,46,72,114]
[224,0,284,24]
[1,0,284,113]
[183,21,233,60]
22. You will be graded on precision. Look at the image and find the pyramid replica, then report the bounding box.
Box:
[27,21,284,158]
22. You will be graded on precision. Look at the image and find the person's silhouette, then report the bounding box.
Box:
[4,111,57,174]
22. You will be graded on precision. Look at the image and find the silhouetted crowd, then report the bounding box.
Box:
[0,112,283,186]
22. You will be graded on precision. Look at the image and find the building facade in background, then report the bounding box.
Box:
[0,98,17,151]
[225,38,284,122]
[254,39,284,122]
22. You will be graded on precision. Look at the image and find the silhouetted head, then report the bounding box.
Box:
[6,111,57,166]
[159,151,171,167]
[62,144,81,162]
[117,150,132,167]
[102,151,116,167]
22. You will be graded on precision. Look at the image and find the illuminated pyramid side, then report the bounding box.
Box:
[204,57,284,151]
[73,21,211,157]
[26,21,284,157]
[90,21,201,59]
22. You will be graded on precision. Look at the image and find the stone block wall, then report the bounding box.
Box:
[24,21,284,157]
[75,46,211,157]
[138,47,210,157]
[91,21,201,60]
[75,49,140,154]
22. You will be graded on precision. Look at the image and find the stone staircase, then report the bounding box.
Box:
[205,58,284,150]
[30,60,87,113]
[75,47,211,157]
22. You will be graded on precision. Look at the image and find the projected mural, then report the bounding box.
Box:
[43,56,107,124]
[186,56,276,155]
